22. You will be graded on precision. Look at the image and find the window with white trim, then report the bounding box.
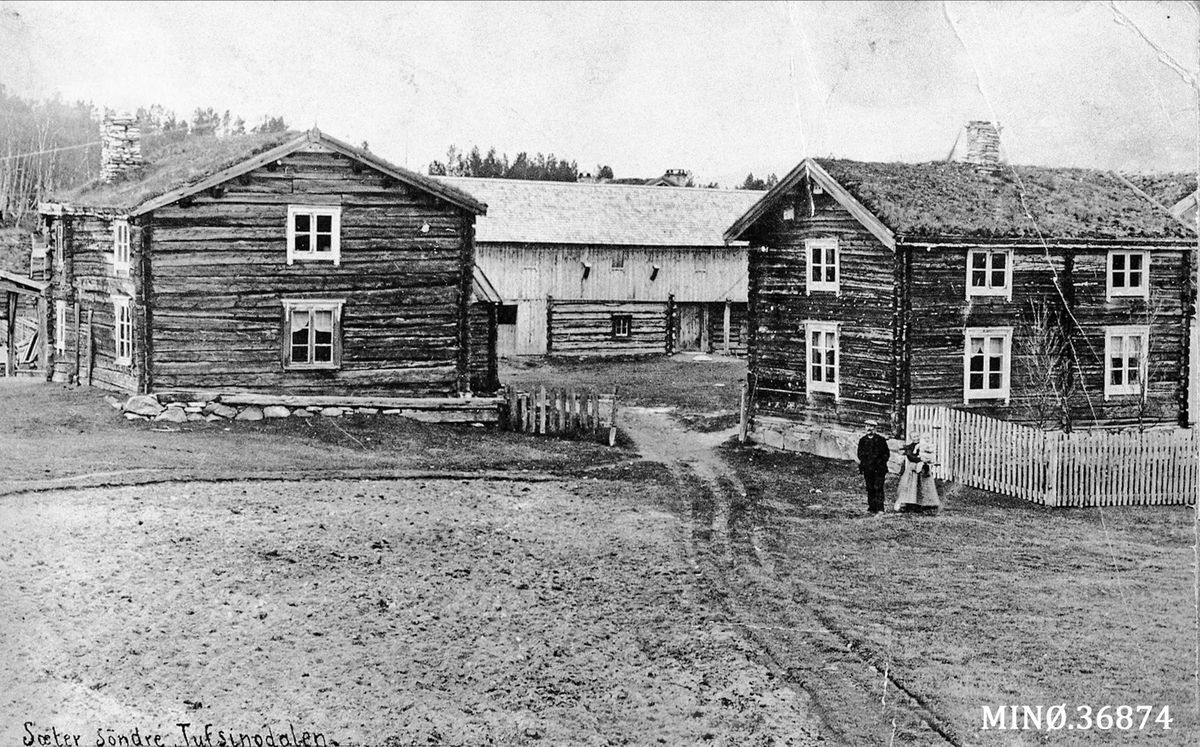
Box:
[805,237,838,294]
[53,221,64,268]
[55,300,67,354]
[112,296,133,365]
[805,321,839,397]
[283,299,344,369]
[966,249,1011,298]
[611,253,625,271]
[964,327,1012,402]
[1104,325,1149,399]
[112,218,131,275]
[611,314,632,339]
[286,206,341,265]
[1107,250,1148,300]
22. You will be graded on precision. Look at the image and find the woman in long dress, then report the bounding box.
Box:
[894,432,941,513]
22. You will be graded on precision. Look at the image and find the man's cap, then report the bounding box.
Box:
[864,419,879,426]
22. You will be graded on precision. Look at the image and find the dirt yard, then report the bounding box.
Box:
[1,474,821,747]
[2,360,1197,746]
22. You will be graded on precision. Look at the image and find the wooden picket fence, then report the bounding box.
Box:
[502,385,618,446]
[906,405,1198,507]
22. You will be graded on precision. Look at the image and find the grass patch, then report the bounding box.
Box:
[720,441,1197,743]
[500,354,745,416]
[0,379,634,490]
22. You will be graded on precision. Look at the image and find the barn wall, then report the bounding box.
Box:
[745,190,900,435]
[477,242,746,355]
[145,145,475,396]
[547,300,668,357]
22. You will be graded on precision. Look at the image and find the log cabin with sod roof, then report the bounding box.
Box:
[437,177,763,357]
[725,123,1196,460]
[37,118,501,409]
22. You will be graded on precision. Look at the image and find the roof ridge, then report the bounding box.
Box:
[438,176,761,194]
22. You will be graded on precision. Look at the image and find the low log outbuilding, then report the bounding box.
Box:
[38,125,492,398]
[727,127,1196,457]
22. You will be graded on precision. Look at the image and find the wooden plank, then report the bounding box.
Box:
[215,393,500,409]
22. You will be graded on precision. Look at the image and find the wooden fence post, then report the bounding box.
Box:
[739,380,749,443]
[608,387,619,447]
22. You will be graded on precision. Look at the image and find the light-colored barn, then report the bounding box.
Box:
[439,177,763,357]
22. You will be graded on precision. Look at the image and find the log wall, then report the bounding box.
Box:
[547,300,668,357]
[906,240,1191,428]
[52,213,138,391]
[143,146,476,396]
[745,189,900,435]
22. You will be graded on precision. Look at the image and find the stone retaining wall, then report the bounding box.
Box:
[120,394,486,424]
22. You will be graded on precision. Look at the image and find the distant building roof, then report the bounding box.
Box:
[1123,172,1198,213]
[727,157,1194,243]
[48,129,485,216]
[439,177,763,246]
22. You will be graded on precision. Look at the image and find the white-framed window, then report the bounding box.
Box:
[782,205,795,221]
[1104,325,1149,400]
[805,321,839,398]
[963,327,1012,402]
[611,254,625,271]
[1107,250,1149,300]
[112,295,133,366]
[611,314,632,339]
[282,299,344,369]
[804,237,839,294]
[55,300,67,353]
[112,218,131,275]
[286,205,342,265]
[966,248,1011,298]
[53,221,64,268]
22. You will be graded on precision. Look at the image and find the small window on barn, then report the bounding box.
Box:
[966,249,1011,298]
[963,327,1012,403]
[112,295,133,366]
[112,218,131,275]
[611,254,626,271]
[804,321,839,398]
[1104,325,1149,400]
[55,300,67,354]
[1107,250,1149,300]
[497,304,518,325]
[611,314,633,339]
[804,237,839,294]
[283,299,344,369]
[782,205,795,221]
[287,206,342,266]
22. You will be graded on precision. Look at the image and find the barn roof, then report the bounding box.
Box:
[439,177,763,247]
[48,129,486,216]
[726,157,1195,244]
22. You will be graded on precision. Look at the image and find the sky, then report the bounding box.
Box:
[1,0,1197,186]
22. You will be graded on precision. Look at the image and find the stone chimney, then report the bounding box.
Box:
[964,120,1001,172]
[101,114,143,183]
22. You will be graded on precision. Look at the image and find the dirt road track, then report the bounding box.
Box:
[619,406,967,747]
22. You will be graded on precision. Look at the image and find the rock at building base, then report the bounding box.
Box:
[156,408,187,423]
[236,406,264,421]
[124,412,149,421]
[123,394,163,417]
[292,409,314,418]
[186,413,205,422]
[204,403,238,419]
[320,407,344,417]
[263,405,290,419]
[357,407,380,415]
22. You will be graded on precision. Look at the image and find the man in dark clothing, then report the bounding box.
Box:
[857,419,891,514]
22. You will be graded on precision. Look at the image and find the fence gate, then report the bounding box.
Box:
[906,405,1198,507]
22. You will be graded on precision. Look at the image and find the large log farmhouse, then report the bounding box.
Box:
[38,119,498,398]
[438,177,762,357]
[726,123,1196,457]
